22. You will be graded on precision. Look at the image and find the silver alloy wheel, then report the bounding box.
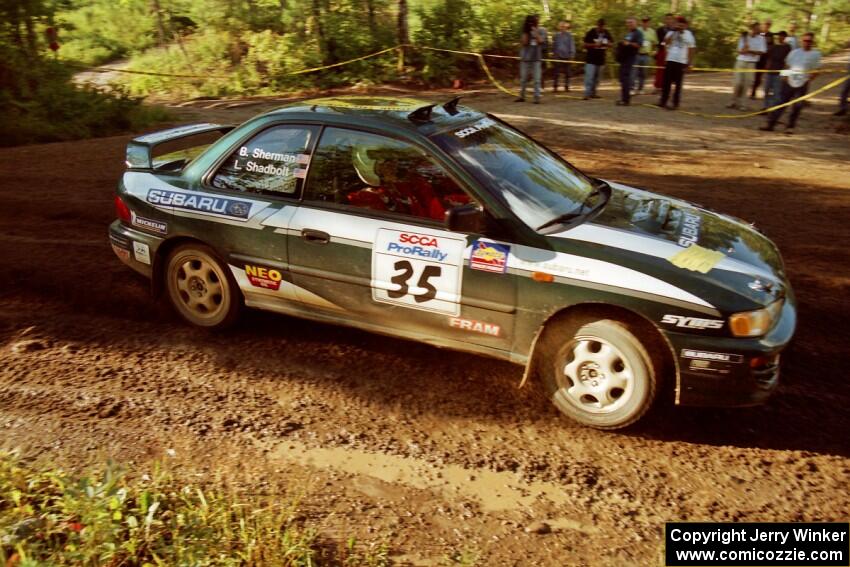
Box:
[169,252,228,324]
[557,335,635,414]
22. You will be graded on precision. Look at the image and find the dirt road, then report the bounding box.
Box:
[1,67,849,565]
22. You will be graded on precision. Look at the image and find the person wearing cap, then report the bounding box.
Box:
[583,18,613,100]
[657,16,696,110]
[632,16,657,94]
[727,22,767,111]
[517,14,544,103]
[761,32,821,133]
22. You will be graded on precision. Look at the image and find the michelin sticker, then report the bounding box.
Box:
[131,211,167,235]
[132,241,151,265]
[147,189,255,220]
[469,240,510,273]
[372,229,466,315]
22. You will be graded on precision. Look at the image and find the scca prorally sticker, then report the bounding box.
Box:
[372,229,466,315]
[454,117,496,139]
[681,349,743,364]
[131,212,167,235]
[469,240,510,273]
[245,264,283,291]
[132,241,151,265]
[449,317,500,337]
[147,189,254,220]
[661,314,724,330]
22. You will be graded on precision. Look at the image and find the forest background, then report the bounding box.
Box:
[2,0,849,145]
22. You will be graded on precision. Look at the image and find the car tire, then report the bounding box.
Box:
[165,243,240,329]
[539,317,659,430]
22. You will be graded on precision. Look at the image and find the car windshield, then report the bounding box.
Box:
[431,117,597,231]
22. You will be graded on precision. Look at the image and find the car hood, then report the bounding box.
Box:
[547,181,788,307]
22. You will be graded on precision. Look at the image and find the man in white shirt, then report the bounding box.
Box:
[728,23,766,110]
[657,16,696,110]
[761,32,821,133]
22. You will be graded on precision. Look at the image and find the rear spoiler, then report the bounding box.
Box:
[126,123,235,169]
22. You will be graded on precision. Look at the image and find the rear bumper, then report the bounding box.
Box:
[668,292,796,407]
[108,219,163,279]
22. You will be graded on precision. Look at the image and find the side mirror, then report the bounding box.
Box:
[445,203,486,234]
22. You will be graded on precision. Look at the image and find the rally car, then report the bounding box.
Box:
[109,96,796,429]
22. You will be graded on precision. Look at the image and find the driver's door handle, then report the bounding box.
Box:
[301,228,330,244]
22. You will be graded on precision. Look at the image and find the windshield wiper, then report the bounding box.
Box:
[536,187,602,232]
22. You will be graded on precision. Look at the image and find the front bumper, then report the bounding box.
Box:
[108,219,164,279]
[668,292,797,407]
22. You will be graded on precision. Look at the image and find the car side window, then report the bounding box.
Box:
[211,125,316,197]
[303,127,472,222]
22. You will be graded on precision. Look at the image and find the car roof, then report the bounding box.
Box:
[258,96,486,136]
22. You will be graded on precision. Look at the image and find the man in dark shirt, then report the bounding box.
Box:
[764,31,790,108]
[616,17,643,105]
[654,13,674,93]
[583,19,613,99]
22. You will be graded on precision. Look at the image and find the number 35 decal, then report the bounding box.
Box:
[387,260,441,303]
[372,228,465,315]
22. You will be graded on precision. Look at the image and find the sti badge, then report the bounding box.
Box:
[469,240,510,273]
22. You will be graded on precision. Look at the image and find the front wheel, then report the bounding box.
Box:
[540,318,659,429]
[165,243,241,329]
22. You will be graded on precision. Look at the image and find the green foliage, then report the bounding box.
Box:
[0,451,321,566]
[57,0,157,66]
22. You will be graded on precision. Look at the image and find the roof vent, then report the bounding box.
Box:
[443,96,462,115]
[407,103,437,123]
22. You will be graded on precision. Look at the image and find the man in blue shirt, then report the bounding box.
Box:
[616,17,644,106]
[552,21,576,92]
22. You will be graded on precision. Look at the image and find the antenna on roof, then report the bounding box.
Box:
[443,96,462,115]
[407,103,437,123]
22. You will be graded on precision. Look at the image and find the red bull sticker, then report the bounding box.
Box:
[469,240,510,273]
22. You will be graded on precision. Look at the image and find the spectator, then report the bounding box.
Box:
[785,22,799,50]
[761,32,821,133]
[750,19,774,99]
[583,19,613,100]
[616,17,643,106]
[654,13,675,94]
[552,21,576,92]
[517,15,543,104]
[657,16,695,110]
[763,31,790,108]
[727,23,766,110]
[538,18,550,89]
[632,16,657,95]
[835,59,849,116]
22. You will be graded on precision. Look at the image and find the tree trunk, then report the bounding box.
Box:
[366,0,376,38]
[397,0,409,45]
[150,0,168,46]
[312,0,328,64]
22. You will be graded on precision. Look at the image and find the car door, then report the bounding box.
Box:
[287,126,516,352]
[195,123,320,307]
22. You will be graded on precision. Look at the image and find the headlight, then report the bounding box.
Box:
[729,299,784,337]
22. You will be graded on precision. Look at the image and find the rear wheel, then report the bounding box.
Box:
[540,317,659,429]
[165,243,240,329]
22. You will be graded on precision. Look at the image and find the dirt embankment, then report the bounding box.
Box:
[1,69,849,565]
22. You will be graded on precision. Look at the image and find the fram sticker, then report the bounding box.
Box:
[245,264,283,290]
[668,244,725,274]
[449,317,501,337]
[469,240,510,273]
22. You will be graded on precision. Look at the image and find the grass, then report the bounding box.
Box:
[0,451,390,566]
